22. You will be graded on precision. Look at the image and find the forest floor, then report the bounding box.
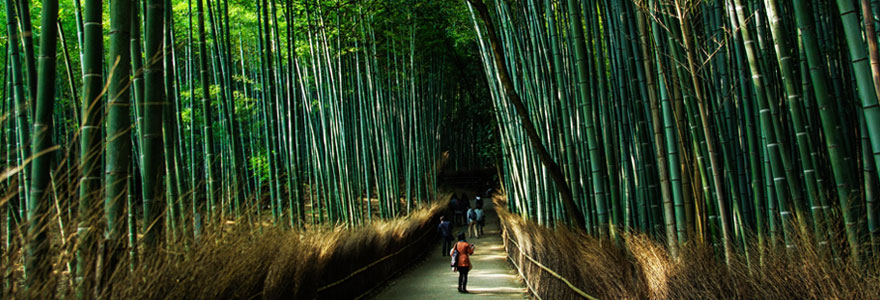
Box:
[370,193,528,299]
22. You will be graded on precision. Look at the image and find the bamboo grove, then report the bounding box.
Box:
[439,70,500,171]
[469,0,880,265]
[0,0,465,296]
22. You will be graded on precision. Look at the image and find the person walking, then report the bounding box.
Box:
[450,233,475,293]
[467,206,479,238]
[475,206,485,237]
[475,195,484,209]
[438,216,453,256]
[454,193,467,226]
[450,196,459,225]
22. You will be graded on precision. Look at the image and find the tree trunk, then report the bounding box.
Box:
[466,0,586,230]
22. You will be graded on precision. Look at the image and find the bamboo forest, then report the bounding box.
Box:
[1,0,880,298]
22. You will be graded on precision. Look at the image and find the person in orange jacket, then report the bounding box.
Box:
[450,232,476,293]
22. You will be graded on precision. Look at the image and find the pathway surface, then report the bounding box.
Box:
[372,197,528,299]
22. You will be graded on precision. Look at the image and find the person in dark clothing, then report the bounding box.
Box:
[475,207,485,236]
[451,233,475,293]
[438,216,453,256]
[454,193,466,226]
[475,196,484,209]
[450,195,459,226]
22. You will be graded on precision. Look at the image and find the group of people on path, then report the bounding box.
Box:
[449,193,485,238]
[437,190,491,293]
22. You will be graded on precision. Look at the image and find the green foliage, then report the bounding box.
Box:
[0,0,498,295]
[248,152,270,181]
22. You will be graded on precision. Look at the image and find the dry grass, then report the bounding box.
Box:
[495,195,880,300]
[1,194,448,299]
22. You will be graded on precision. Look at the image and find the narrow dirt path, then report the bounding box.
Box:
[372,196,528,299]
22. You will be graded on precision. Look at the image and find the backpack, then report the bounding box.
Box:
[450,242,460,269]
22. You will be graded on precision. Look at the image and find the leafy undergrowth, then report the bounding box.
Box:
[495,196,880,300]
[4,195,448,299]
